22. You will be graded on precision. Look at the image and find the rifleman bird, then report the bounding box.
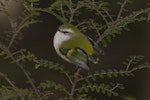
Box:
[53,24,99,70]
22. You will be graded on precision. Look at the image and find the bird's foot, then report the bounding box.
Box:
[74,68,82,80]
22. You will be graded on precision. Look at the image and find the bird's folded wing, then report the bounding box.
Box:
[87,37,104,55]
[60,48,89,70]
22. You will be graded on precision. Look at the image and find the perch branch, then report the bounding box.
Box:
[69,68,81,99]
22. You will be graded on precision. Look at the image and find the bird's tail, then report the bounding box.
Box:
[89,53,99,64]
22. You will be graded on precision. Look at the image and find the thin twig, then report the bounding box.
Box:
[96,10,108,25]
[13,59,40,98]
[35,8,65,23]
[125,56,136,71]
[103,8,114,22]
[0,42,40,98]
[91,21,101,37]
[116,0,127,20]
[95,25,111,44]
[69,68,81,99]
[69,5,80,23]
[110,84,119,91]
[68,8,75,23]
[8,12,35,48]
[60,0,67,22]
[65,72,73,85]
[0,72,17,89]
[0,72,25,100]
[95,8,150,45]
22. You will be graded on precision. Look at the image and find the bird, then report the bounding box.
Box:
[53,23,99,70]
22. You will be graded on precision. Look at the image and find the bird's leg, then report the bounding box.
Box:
[74,67,82,80]
[70,67,82,99]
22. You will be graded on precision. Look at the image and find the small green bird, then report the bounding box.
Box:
[53,24,99,70]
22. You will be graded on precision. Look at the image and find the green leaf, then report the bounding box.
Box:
[84,87,89,93]
[102,39,107,47]
[96,87,100,93]
[107,92,112,97]
[113,92,119,96]
[106,34,112,43]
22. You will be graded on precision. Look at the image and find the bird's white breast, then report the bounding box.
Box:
[53,31,71,50]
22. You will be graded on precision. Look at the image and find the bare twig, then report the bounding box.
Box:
[35,8,65,23]
[95,24,112,44]
[116,0,127,20]
[0,42,40,98]
[68,4,81,23]
[0,72,17,89]
[91,21,101,37]
[68,8,75,23]
[96,10,109,25]
[59,0,67,22]
[8,12,35,48]
[125,56,137,71]
[65,72,73,85]
[0,72,26,100]
[11,57,40,98]
[110,84,120,91]
[69,68,81,99]
[95,8,150,44]
[103,8,114,22]
[95,0,128,45]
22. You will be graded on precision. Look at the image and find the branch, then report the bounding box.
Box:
[125,56,137,71]
[0,72,25,100]
[116,0,127,20]
[59,0,67,22]
[35,8,65,23]
[110,84,120,91]
[8,12,36,48]
[96,8,150,44]
[11,57,40,98]
[68,5,80,23]
[95,25,111,44]
[69,68,81,99]
[0,42,40,98]
[91,21,101,37]
[0,72,17,89]
[96,10,109,25]
[103,8,114,22]
[65,72,73,85]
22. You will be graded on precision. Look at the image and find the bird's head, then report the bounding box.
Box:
[54,24,80,49]
[58,24,80,36]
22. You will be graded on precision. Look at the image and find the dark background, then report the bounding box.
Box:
[0,0,150,100]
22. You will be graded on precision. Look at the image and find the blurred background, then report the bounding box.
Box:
[0,0,150,100]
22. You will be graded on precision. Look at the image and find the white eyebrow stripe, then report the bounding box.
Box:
[61,28,73,33]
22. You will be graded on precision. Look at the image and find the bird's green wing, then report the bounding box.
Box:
[87,36,104,55]
[60,48,89,70]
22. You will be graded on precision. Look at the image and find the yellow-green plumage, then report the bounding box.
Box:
[61,33,93,55]
[53,24,99,70]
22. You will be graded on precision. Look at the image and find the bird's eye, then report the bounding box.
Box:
[62,31,70,34]
[58,29,71,34]
[58,29,70,34]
